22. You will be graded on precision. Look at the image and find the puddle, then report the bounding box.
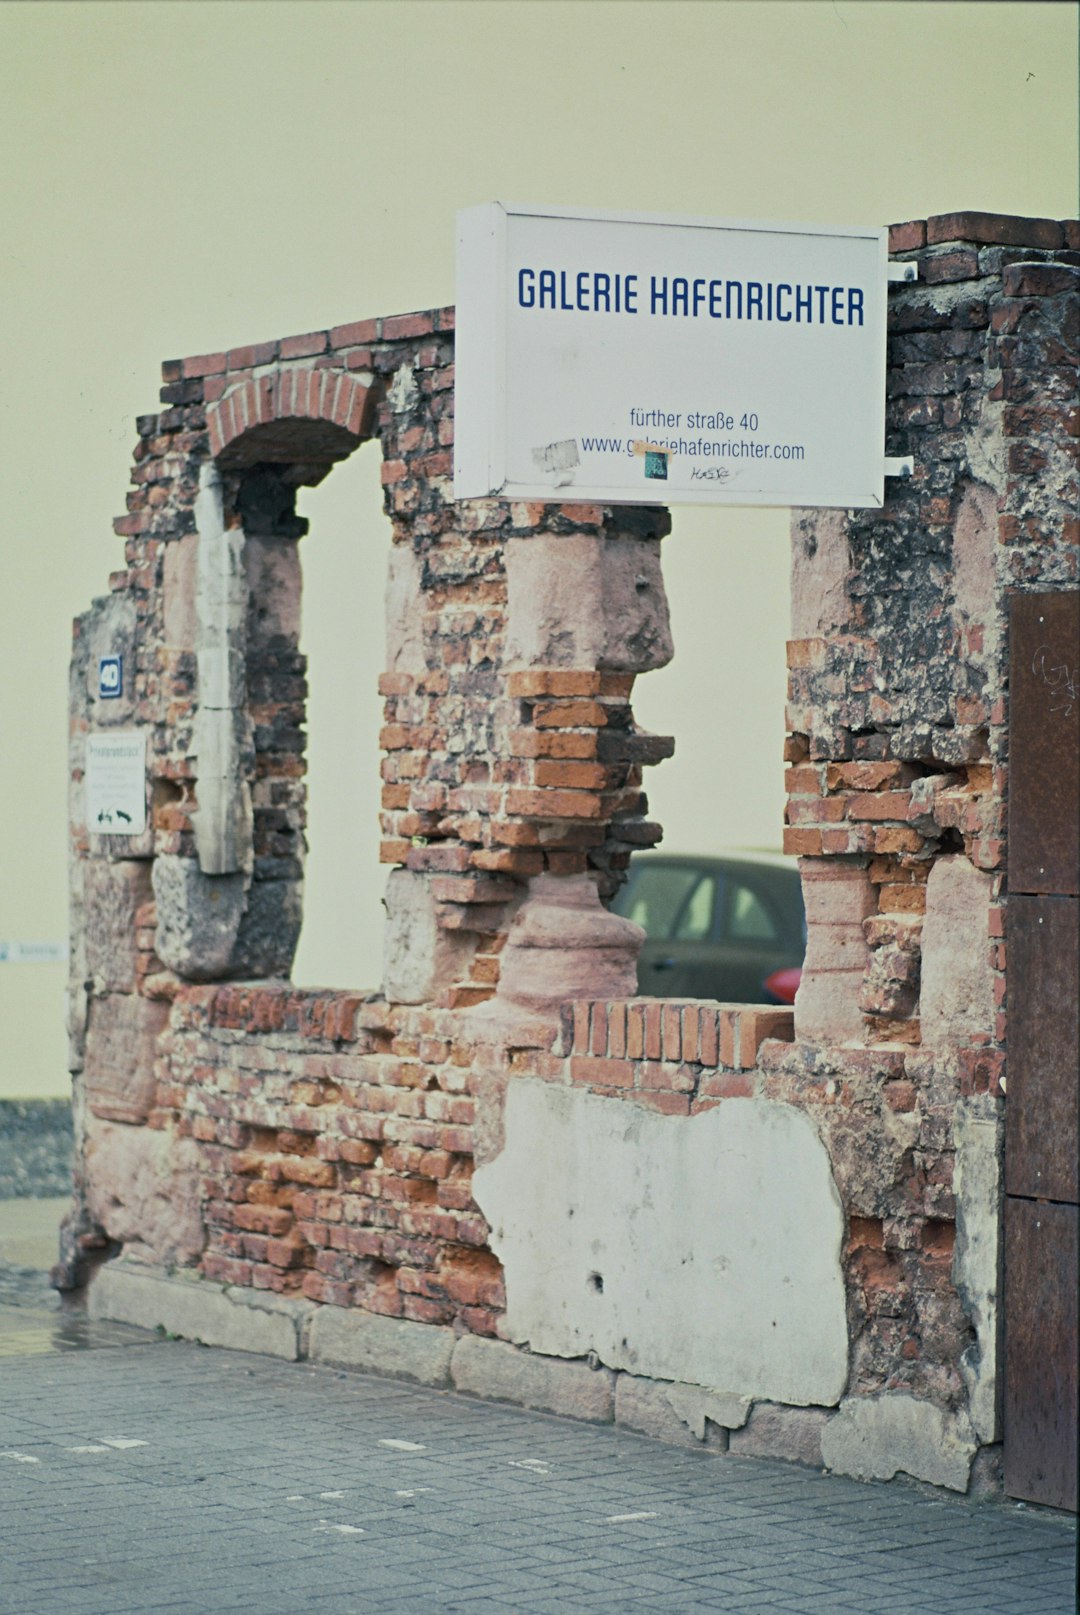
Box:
[0,1304,161,1358]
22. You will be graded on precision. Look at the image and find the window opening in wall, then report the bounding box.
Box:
[617,506,798,1005]
[290,444,386,991]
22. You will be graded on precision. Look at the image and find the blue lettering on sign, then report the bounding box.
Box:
[99,656,122,699]
[516,268,868,327]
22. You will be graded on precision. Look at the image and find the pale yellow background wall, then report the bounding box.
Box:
[0,2,1075,1097]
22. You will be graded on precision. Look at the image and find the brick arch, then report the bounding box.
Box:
[206,365,374,477]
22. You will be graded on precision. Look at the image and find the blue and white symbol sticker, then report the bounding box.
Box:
[98,656,123,700]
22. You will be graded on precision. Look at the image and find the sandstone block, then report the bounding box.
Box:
[505,532,672,673]
[820,1393,977,1491]
[383,869,475,1005]
[152,855,246,980]
[790,510,851,638]
[163,533,200,650]
[920,856,993,1046]
[615,1375,750,1448]
[83,1116,205,1264]
[728,1401,829,1468]
[83,994,169,1124]
[451,1335,615,1423]
[493,873,642,1013]
[385,545,425,673]
[84,860,154,992]
[615,1374,710,1448]
[89,1263,310,1359]
[309,1304,454,1386]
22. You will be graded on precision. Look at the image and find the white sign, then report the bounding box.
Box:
[455,203,889,509]
[0,940,67,964]
[86,731,147,836]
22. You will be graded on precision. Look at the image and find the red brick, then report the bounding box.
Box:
[181,351,226,379]
[738,1008,794,1067]
[645,1001,661,1065]
[226,340,278,370]
[531,700,609,729]
[922,247,979,284]
[504,787,605,820]
[783,828,823,856]
[661,1003,682,1062]
[383,311,438,340]
[330,318,380,348]
[608,1002,627,1059]
[570,1055,633,1088]
[1002,261,1079,298]
[847,790,913,821]
[507,670,601,698]
[626,1004,645,1060]
[280,330,328,360]
[718,1011,737,1068]
[926,211,1063,251]
[681,1004,700,1064]
[698,1008,719,1067]
[889,220,926,253]
[590,1002,608,1056]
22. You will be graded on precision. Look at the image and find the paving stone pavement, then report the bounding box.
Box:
[0,1298,1075,1615]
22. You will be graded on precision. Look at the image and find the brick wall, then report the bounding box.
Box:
[66,210,1077,1494]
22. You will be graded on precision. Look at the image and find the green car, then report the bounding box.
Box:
[609,852,806,1005]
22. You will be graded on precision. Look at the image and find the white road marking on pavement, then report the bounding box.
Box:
[100,1438,147,1449]
[314,1520,364,1535]
[395,1487,433,1498]
[378,1438,425,1452]
[508,1458,550,1474]
[67,1446,111,1454]
[319,1491,345,1499]
[286,1495,305,1502]
[1,1451,40,1464]
[605,1511,658,1524]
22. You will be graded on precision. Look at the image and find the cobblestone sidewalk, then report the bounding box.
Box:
[1,1308,1075,1615]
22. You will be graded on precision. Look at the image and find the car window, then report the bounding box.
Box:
[616,865,699,939]
[726,880,779,942]
[673,875,717,941]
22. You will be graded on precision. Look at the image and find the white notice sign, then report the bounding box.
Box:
[455,203,889,509]
[86,731,147,836]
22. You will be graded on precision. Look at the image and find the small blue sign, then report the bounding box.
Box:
[99,655,123,699]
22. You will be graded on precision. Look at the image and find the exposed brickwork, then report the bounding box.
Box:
[66,213,1077,1495]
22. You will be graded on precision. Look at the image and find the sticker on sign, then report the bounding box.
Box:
[454,203,889,510]
[85,731,147,836]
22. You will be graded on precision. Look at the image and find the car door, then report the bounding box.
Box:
[622,862,727,1001]
[709,870,797,1001]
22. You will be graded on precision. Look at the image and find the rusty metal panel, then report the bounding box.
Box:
[1005,894,1080,1204]
[1008,592,1080,897]
[1004,1196,1078,1512]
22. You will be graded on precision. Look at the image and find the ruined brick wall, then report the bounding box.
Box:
[67,211,1077,1496]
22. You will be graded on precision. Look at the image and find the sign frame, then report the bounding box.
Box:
[454,202,890,511]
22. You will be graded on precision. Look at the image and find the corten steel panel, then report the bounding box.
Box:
[1004,1197,1078,1512]
[1008,592,1080,897]
[1005,895,1080,1204]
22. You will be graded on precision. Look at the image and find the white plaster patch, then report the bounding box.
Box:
[953,1097,1002,1443]
[473,1083,848,1406]
[821,1393,977,1492]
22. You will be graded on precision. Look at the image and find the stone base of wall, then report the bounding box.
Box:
[89,1261,993,1498]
